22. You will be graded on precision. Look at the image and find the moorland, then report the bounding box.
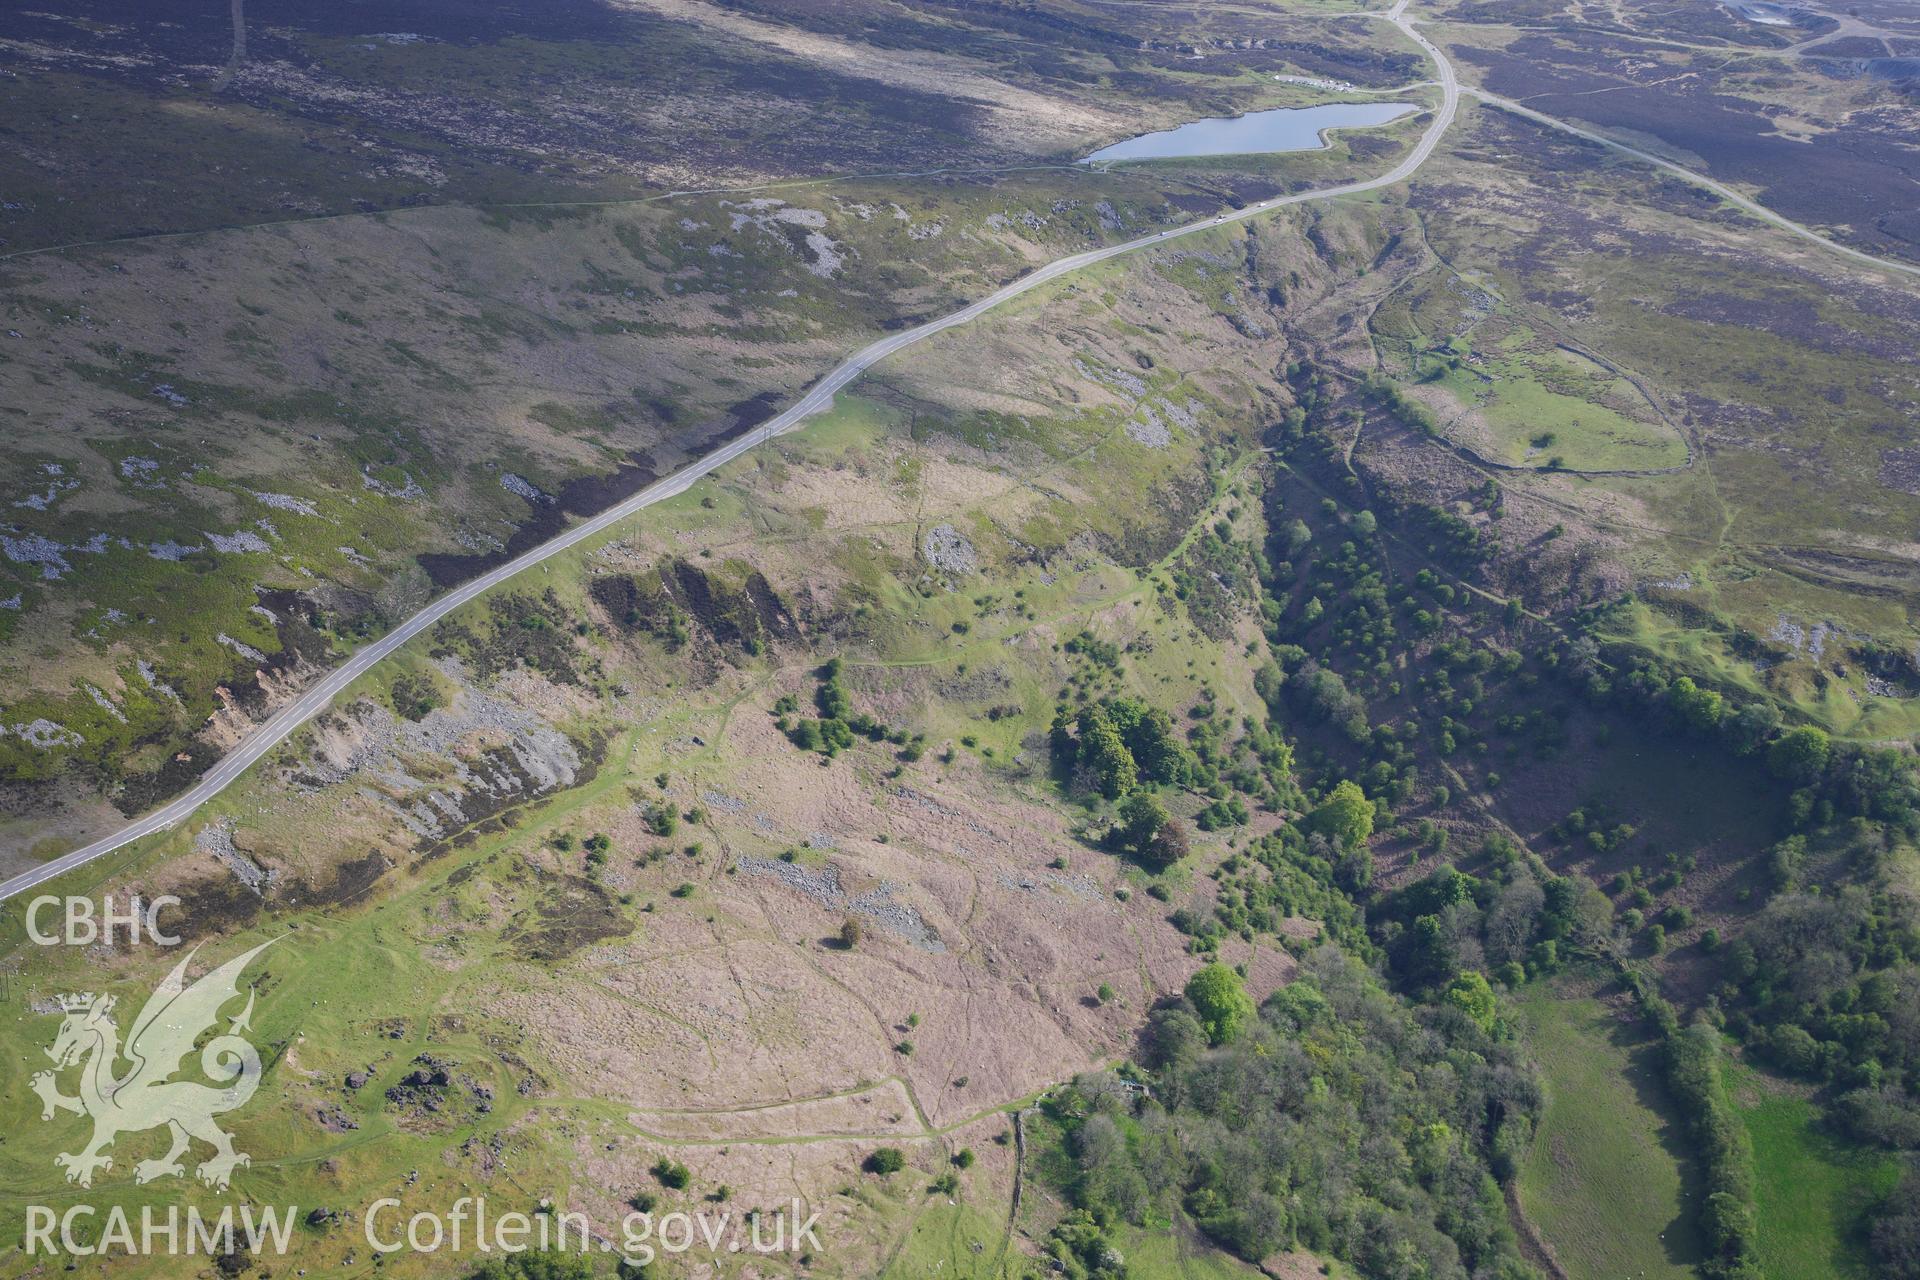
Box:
[5,2,1920,1279]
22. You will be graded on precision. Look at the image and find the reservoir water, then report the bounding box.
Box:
[1725,2,1798,26]
[1080,102,1417,164]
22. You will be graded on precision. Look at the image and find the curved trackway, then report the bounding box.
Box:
[1465,87,1920,283]
[0,6,1461,902]
[9,7,1910,904]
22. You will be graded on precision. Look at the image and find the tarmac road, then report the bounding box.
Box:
[0,0,1459,904]
[1463,85,1920,283]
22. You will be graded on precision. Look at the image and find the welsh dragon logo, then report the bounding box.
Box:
[31,940,273,1191]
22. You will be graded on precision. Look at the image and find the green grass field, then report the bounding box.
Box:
[1609,597,1920,743]
[1423,333,1685,473]
[1370,270,1686,474]
[1733,1069,1899,1280]
[1515,975,1702,1280]
[1113,1223,1326,1279]
[880,1197,1019,1279]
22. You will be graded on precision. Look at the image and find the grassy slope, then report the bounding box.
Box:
[1730,1065,1899,1280]
[0,264,1289,1275]
[1373,278,1687,473]
[1396,100,1920,738]
[1515,975,1702,1280]
[0,105,1436,859]
[7,72,1920,1278]
[1009,1107,1354,1280]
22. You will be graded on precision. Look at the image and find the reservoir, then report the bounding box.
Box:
[1080,102,1417,164]
[1725,2,1798,25]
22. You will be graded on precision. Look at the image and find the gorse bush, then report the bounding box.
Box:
[782,656,908,758]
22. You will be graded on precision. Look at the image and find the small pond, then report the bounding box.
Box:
[1726,2,1799,25]
[1080,102,1416,164]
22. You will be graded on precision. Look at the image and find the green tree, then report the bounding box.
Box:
[470,1251,594,1280]
[645,803,679,837]
[1310,780,1374,848]
[1116,788,1166,838]
[1443,971,1498,1033]
[1768,725,1831,784]
[1404,914,1458,987]
[1726,701,1781,756]
[1144,818,1191,869]
[1075,706,1137,799]
[1667,677,1725,734]
[1253,661,1286,711]
[1109,699,1192,786]
[1044,1209,1127,1280]
[1185,963,1254,1046]
[1113,790,1178,867]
